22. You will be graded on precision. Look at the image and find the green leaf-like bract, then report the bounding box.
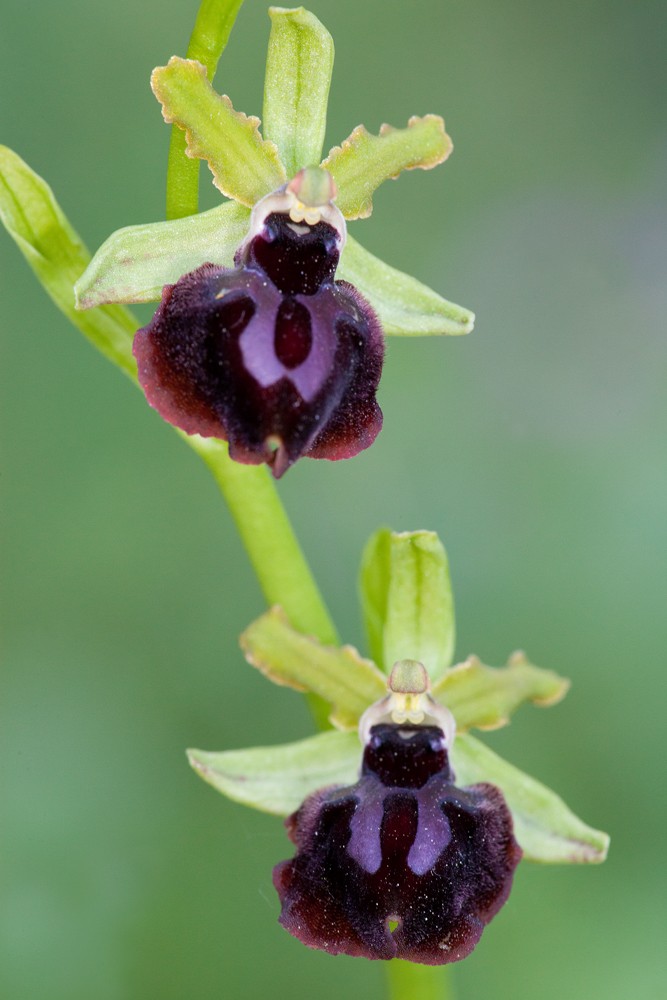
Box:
[152,57,286,207]
[0,146,136,376]
[75,201,250,308]
[339,235,474,336]
[263,6,334,177]
[322,116,452,220]
[360,528,456,680]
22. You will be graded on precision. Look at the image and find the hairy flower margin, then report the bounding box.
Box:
[189,528,609,964]
[73,7,474,476]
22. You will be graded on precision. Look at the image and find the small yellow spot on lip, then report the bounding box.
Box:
[215,289,227,300]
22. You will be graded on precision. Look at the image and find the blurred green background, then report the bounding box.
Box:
[1,1,665,997]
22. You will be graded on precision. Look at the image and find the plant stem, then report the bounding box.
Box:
[187,436,338,643]
[166,0,245,220]
[386,963,453,1000]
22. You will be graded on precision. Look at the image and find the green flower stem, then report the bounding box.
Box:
[386,963,453,1000]
[187,445,337,736]
[187,436,337,644]
[166,0,245,219]
[188,439,337,730]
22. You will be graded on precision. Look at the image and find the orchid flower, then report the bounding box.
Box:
[189,529,609,963]
[74,8,473,476]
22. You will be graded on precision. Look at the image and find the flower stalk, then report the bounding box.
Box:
[387,962,453,1000]
[188,435,338,643]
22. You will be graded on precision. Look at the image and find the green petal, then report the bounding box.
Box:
[188,729,359,815]
[338,235,474,336]
[359,528,455,681]
[151,57,286,207]
[263,6,334,177]
[322,115,452,220]
[452,734,610,864]
[433,652,570,732]
[74,201,250,308]
[0,146,136,376]
[240,607,386,729]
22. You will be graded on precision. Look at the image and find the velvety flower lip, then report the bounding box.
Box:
[133,170,384,477]
[273,662,522,964]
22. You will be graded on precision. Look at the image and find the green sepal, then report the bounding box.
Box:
[433,652,570,732]
[360,528,455,681]
[75,201,250,308]
[263,6,334,177]
[240,607,385,729]
[338,235,474,336]
[0,146,136,376]
[188,729,359,815]
[322,115,452,220]
[452,733,610,864]
[151,57,287,207]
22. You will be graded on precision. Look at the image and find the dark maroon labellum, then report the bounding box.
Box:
[273,724,522,964]
[133,202,384,477]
